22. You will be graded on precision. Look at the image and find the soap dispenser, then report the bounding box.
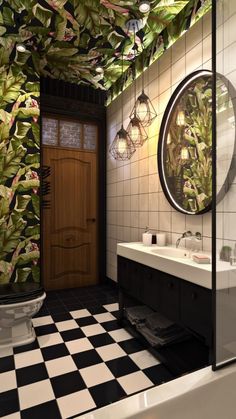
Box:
[142,227,152,246]
[230,243,236,265]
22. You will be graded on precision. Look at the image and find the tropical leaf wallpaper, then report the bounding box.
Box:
[0,64,40,284]
[0,0,211,98]
[0,0,210,284]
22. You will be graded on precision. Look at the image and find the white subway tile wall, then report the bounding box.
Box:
[106,13,213,282]
[216,3,236,255]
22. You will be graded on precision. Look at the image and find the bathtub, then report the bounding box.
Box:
[78,364,236,419]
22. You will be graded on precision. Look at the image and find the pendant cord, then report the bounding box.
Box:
[133,27,137,117]
[141,39,144,93]
[121,49,124,127]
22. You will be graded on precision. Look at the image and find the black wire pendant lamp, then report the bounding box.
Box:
[130,46,157,127]
[126,34,148,148]
[109,125,135,161]
[126,113,148,147]
[109,54,136,161]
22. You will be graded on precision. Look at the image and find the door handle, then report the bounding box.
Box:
[86,218,96,222]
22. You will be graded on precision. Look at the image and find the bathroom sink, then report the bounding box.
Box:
[152,247,189,258]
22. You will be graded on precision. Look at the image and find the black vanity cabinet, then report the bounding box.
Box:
[160,272,180,322]
[118,257,142,301]
[118,256,212,345]
[180,280,212,345]
[138,264,162,312]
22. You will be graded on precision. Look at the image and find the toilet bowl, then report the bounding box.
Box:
[0,292,46,348]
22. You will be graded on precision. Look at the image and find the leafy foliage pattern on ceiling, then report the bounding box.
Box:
[0,0,210,98]
[108,0,211,103]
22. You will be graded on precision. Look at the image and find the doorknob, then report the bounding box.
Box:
[86,218,96,222]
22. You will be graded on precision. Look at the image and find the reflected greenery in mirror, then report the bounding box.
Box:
[216,75,236,201]
[158,70,213,215]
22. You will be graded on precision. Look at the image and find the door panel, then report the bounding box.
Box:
[43,147,98,290]
[51,244,90,278]
[52,156,90,232]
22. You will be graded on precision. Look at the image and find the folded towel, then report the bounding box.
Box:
[125,305,154,325]
[125,305,189,347]
[192,254,211,264]
[136,324,162,346]
[145,312,174,332]
[137,323,189,346]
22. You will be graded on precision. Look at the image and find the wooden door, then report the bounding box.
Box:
[42,116,98,290]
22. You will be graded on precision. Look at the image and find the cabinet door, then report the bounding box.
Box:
[140,265,161,311]
[118,257,131,289]
[130,261,141,300]
[118,257,140,300]
[160,274,180,322]
[180,281,211,342]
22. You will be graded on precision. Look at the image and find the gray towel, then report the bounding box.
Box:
[136,324,162,346]
[125,305,154,325]
[145,312,174,332]
[137,323,189,347]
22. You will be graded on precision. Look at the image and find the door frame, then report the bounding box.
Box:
[40,105,106,289]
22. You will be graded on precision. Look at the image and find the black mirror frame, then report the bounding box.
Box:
[158,69,236,215]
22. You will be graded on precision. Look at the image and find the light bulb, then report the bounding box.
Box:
[176,111,185,126]
[130,124,140,142]
[118,138,127,154]
[181,147,189,160]
[167,134,171,144]
[137,101,149,123]
[139,1,151,13]
[16,43,27,53]
[95,65,104,74]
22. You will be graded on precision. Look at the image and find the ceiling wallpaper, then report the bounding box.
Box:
[0,0,210,101]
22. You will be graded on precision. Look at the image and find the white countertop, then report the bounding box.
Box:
[117,242,236,290]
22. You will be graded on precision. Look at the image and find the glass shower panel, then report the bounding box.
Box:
[215,0,236,368]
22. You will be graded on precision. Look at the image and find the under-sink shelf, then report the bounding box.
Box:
[119,316,210,377]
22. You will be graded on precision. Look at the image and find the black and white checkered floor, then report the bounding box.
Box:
[0,283,174,418]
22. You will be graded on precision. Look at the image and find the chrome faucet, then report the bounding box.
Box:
[176,231,192,248]
[176,231,202,248]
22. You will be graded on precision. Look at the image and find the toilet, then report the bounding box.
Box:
[0,285,46,348]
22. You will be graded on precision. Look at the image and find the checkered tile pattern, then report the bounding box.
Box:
[0,284,174,418]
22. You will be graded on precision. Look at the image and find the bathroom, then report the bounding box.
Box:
[1,0,236,418]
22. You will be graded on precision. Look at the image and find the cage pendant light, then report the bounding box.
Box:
[109,55,136,161]
[127,61,148,147]
[130,49,157,127]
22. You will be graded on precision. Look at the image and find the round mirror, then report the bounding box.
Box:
[216,74,236,202]
[158,70,236,215]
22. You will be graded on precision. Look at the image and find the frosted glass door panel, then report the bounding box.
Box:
[42,117,98,152]
[42,117,58,146]
[60,120,82,148]
[84,124,97,150]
